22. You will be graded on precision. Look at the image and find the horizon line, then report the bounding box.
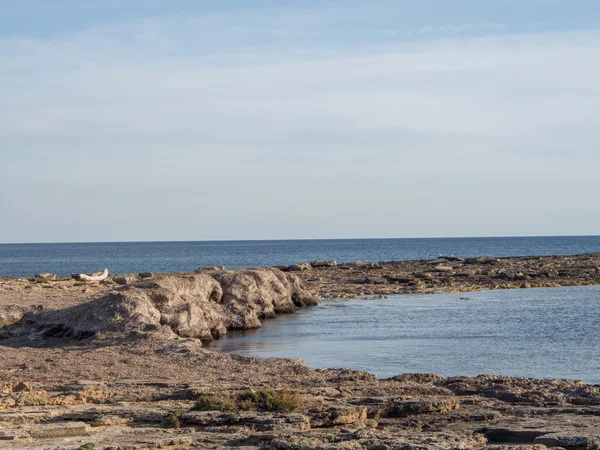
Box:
[1,233,599,246]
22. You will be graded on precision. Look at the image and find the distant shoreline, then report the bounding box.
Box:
[2,253,600,299]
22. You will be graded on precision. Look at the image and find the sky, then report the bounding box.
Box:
[1,0,600,243]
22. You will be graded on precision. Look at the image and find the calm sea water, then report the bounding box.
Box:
[208,285,600,383]
[1,236,600,277]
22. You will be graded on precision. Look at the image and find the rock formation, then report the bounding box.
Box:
[9,268,316,344]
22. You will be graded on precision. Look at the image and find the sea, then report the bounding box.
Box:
[1,235,600,278]
[2,235,600,382]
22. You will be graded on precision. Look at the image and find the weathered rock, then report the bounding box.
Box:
[427,258,449,265]
[480,427,552,443]
[444,256,465,262]
[385,397,459,417]
[288,263,312,272]
[310,405,367,427]
[388,373,444,384]
[454,271,474,278]
[112,275,132,285]
[195,266,226,272]
[12,382,33,392]
[138,272,153,278]
[534,432,599,448]
[28,421,90,439]
[0,305,32,327]
[34,273,56,282]
[310,260,337,268]
[465,256,498,265]
[363,277,389,285]
[181,410,309,431]
[180,410,224,426]
[19,269,316,344]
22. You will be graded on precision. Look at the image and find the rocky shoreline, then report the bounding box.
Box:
[289,253,600,299]
[1,254,600,449]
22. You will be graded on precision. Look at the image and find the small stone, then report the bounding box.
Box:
[288,263,312,272]
[427,258,449,265]
[195,266,226,272]
[13,382,33,392]
[138,272,153,278]
[310,405,367,427]
[310,260,337,268]
[364,277,389,285]
[34,273,56,282]
[113,276,131,285]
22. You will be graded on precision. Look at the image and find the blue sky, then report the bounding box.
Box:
[1,1,600,242]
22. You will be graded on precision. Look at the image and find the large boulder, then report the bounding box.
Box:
[24,269,316,344]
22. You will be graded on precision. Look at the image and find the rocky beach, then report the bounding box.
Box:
[1,254,600,449]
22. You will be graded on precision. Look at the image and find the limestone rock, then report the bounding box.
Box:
[28,421,90,439]
[195,266,226,272]
[21,269,316,344]
[0,305,32,327]
[310,405,367,427]
[288,263,312,272]
[34,273,56,282]
[113,275,133,285]
[385,397,459,417]
[534,432,599,448]
[363,277,389,285]
[310,260,337,268]
[428,258,449,265]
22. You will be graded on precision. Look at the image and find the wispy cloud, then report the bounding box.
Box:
[1,2,600,241]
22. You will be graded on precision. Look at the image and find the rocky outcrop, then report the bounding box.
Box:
[295,254,600,299]
[6,268,316,344]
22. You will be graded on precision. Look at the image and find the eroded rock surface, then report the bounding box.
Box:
[292,253,600,299]
[2,268,316,344]
[1,369,600,449]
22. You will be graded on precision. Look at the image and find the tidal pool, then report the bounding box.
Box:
[208,285,600,382]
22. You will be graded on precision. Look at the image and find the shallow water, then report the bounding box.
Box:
[208,285,600,383]
[2,235,600,277]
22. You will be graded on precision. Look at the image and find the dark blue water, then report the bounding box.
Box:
[208,285,600,383]
[1,236,600,277]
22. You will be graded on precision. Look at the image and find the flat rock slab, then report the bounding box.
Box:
[182,410,310,431]
[310,405,367,427]
[534,432,600,448]
[27,421,90,439]
[481,427,555,443]
[386,397,460,417]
